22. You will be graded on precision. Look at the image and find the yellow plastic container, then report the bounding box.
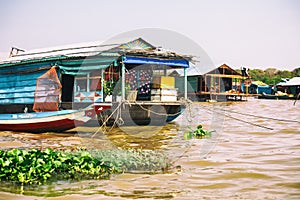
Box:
[152,76,175,89]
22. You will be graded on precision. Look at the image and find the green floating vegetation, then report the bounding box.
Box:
[184,125,212,139]
[0,148,170,185]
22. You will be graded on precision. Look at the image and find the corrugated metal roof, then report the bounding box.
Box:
[0,37,193,70]
[0,37,156,67]
[277,77,300,86]
[1,41,117,65]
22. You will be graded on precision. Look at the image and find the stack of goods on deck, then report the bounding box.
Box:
[151,76,178,101]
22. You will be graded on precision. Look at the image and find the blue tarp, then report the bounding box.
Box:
[123,56,189,68]
[0,66,58,104]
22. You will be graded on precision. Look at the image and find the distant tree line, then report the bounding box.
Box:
[236,67,300,85]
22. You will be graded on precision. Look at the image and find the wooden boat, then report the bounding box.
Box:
[0,38,191,131]
[258,92,295,100]
[97,101,185,126]
[0,107,95,133]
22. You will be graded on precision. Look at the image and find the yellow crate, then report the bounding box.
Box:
[152,76,175,89]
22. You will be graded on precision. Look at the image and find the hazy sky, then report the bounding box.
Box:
[0,0,299,70]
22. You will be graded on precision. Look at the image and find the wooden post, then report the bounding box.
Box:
[199,76,202,96]
[205,75,207,93]
[246,81,248,101]
[218,77,221,93]
[101,69,104,98]
[87,73,90,92]
[121,56,126,100]
[184,67,187,99]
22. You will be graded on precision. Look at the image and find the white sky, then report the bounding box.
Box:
[0,0,299,70]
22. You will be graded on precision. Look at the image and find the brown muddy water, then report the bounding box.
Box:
[0,98,299,199]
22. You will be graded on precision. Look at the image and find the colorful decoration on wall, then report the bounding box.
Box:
[74,91,103,103]
[126,69,152,95]
[119,39,152,50]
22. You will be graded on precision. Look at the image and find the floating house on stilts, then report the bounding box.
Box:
[0,38,192,132]
[176,64,249,101]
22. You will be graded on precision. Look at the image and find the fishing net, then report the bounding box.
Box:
[33,67,62,112]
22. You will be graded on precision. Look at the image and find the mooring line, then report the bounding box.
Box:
[224,113,274,130]
[91,101,123,138]
[199,106,274,130]
[209,107,300,124]
[135,98,193,117]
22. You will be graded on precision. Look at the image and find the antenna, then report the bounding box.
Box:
[9,47,25,57]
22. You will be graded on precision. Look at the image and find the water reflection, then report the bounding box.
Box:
[86,124,179,150]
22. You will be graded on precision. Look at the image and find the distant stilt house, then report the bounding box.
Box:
[175,64,249,101]
[276,77,300,97]
[248,81,272,95]
[257,78,300,100]
[187,64,247,101]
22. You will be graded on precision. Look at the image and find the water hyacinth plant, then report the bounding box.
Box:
[0,148,170,185]
[90,148,170,173]
[184,125,213,139]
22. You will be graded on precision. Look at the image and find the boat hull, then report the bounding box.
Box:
[0,108,93,133]
[0,101,185,132]
[258,93,295,100]
[97,101,185,126]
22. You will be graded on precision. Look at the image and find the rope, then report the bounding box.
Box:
[225,113,274,130]
[184,98,194,122]
[212,107,300,124]
[168,143,193,170]
[92,98,194,136]
[199,106,274,130]
[136,103,176,116]
[134,98,192,117]
[91,101,123,138]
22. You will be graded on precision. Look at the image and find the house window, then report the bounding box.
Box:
[74,70,102,92]
[75,75,87,92]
